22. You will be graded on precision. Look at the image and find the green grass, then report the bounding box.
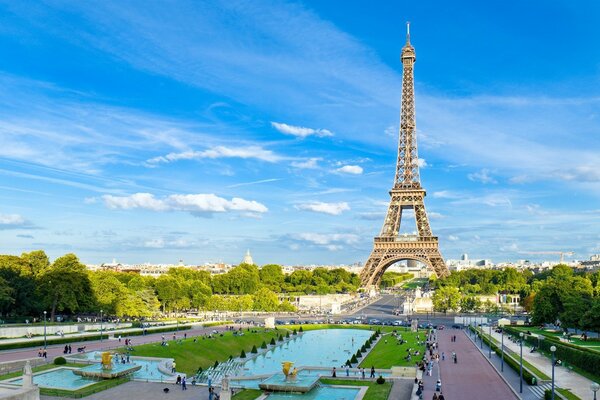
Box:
[477,328,550,380]
[124,328,283,375]
[557,388,582,400]
[232,389,262,400]
[402,278,428,289]
[0,363,87,381]
[320,378,392,400]
[512,326,600,352]
[360,331,425,368]
[39,376,129,398]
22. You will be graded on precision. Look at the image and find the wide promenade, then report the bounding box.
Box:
[0,324,233,363]
[421,329,518,400]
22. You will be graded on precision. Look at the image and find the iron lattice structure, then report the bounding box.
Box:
[360,24,449,288]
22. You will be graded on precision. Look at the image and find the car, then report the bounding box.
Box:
[438,325,445,330]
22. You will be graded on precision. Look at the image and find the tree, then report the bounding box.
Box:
[154,275,182,313]
[37,253,95,321]
[581,298,600,337]
[0,255,35,316]
[460,296,481,313]
[260,264,285,292]
[21,250,50,276]
[252,287,279,311]
[432,286,461,313]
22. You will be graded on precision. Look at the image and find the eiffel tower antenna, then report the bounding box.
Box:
[360,24,449,290]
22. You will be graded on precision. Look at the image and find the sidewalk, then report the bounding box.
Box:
[420,329,518,400]
[489,329,595,400]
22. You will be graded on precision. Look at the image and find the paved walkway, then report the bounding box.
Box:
[489,329,594,400]
[0,324,236,363]
[41,381,218,400]
[387,378,414,400]
[420,329,518,400]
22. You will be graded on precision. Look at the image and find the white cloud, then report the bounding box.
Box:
[296,233,360,247]
[468,169,497,184]
[147,145,282,164]
[296,201,350,215]
[0,213,26,226]
[291,158,320,169]
[448,235,459,241]
[102,193,268,215]
[271,122,333,138]
[144,238,165,248]
[335,165,363,175]
[384,125,397,137]
[416,158,428,168]
[432,191,462,199]
[428,212,444,219]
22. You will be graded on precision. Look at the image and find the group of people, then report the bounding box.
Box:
[414,328,450,400]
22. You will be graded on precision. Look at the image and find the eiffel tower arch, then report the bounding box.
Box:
[360,23,449,289]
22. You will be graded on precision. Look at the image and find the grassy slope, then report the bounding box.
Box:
[320,378,392,400]
[125,328,283,375]
[360,331,425,368]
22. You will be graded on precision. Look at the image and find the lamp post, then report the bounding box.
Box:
[489,323,492,358]
[519,332,524,393]
[100,309,103,343]
[591,382,600,400]
[550,345,556,400]
[43,311,47,349]
[501,327,505,372]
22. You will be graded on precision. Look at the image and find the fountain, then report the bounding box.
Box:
[73,352,141,379]
[258,362,318,393]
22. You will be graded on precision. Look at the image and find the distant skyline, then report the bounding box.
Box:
[0,1,599,265]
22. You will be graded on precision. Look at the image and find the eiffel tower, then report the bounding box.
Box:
[360,23,449,288]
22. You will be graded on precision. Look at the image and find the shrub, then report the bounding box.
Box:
[286,332,290,338]
[278,334,284,342]
[270,338,276,345]
[229,355,233,360]
[214,360,219,368]
[53,356,66,365]
[376,375,386,384]
[261,341,267,349]
[544,390,552,400]
[240,350,246,358]
[251,345,258,354]
[365,340,371,349]
[197,366,203,374]
[361,345,367,352]
[299,326,303,332]
[356,349,362,357]
[350,354,358,364]
[345,359,352,367]
[293,329,297,335]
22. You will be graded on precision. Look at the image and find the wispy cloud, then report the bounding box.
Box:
[294,232,360,251]
[335,165,363,175]
[468,169,497,184]
[295,201,350,215]
[291,158,320,169]
[227,178,282,188]
[271,122,333,138]
[147,145,283,164]
[102,193,268,215]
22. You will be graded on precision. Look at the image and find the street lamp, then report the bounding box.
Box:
[519,332,524,393]
[501,327,505,372]
[591,382,600,400]
[43,311,47,349]
[550,345,556,400]
[100,310,103,343]
[489,323,492,358]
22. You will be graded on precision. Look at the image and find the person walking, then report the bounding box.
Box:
[438,393,445,400]
[432,393,439,400]
[370,366,375,378]
[332,367,337,377]
[361,368,365,379]
[346,365,350,377]
[181,376,187,390]
[441,352,445,361]
[68,344,71,354]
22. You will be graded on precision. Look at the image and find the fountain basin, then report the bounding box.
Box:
[258,373,319,393]
[73,363,141,379]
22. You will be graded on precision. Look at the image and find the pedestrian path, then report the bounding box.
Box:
[489,329,592,400]
[529,382,552,399]
[420,329,518,400]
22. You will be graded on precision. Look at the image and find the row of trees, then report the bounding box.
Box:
[431,265,600,334]
[0,251,361,320]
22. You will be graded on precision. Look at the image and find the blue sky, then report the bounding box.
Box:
[0,1,599,265]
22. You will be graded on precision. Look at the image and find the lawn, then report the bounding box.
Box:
[232,389,262,400]
[320,378,392,400]
[402,278,428,289]
[124,328,283,375]
[360,331,425,368]
[512,326,600,352]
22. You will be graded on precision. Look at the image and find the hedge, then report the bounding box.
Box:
[470,326,537,385]
[504,326,600,378]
